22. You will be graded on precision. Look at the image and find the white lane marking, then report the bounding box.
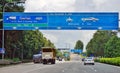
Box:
[94,70,97,72]
[90,67,97,72]
[62,70,65,72]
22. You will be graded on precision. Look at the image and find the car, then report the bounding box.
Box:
[82,58,85,61]
[84,57,95,65]
[33,54,42,63]
[58,57,62,61]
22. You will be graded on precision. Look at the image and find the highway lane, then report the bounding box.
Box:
[27,61,120,73]
[0,61,120,73]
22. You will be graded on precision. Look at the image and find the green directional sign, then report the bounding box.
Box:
[4,23,48,27]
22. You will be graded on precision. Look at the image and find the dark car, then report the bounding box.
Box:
[58,57,62,61]
[33,54,42,63]
[82,58,85,61]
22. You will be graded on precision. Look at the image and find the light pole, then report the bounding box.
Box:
[1,2,9,60]
[2,1,25,60]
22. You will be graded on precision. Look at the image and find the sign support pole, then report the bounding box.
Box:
[1,2,7,60]
[2,29,4,60]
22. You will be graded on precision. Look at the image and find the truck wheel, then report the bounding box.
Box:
[43,62,46,64]
[51,60,55,64]
[51,61,54,64]
[33,60,37,64]
[43,59,47,64]
[84,63,86,65]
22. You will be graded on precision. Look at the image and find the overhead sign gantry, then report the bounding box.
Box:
[3,12,119,30]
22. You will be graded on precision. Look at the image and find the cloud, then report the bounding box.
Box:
[25,0,75,12]
[25,0,120,12]
[42,32,58,43]
[92,0,120,12]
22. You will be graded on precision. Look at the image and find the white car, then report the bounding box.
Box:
[84,57,95,65]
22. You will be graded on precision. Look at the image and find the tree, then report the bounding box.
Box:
[56,49,63,58]
[104,36,120,57]
[21,30,55,59]
[74,40,83,50]
[86,30,116,57]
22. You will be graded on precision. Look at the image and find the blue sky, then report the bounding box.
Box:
[24,0,120,51]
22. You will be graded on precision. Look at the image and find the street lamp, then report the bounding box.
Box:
[2,1,25,60]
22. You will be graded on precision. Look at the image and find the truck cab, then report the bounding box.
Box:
[42,47,56,64]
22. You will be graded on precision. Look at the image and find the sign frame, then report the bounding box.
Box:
[3,12,119,30]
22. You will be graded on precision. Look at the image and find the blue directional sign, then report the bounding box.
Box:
[3,12,119,30]
[0,48,5,54]
[70,49,82,54]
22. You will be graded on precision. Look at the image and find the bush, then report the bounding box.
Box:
[12,58,20,62]
[95,57,120,66]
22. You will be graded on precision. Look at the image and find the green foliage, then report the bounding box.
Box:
[12,58,20,62]
[86,30,116,57]
[56,49,63,57]
[104,36,120,57]
[0,0,24,12]
[74,40,83,50]
[4,30,55,60]
[95,57,120,66]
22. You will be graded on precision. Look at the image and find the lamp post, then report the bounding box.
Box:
[1,2,9,60]
[2,1,25,60]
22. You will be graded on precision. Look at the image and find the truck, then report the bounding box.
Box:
[42,47,56,64]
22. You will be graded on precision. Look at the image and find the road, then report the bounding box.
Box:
[0,54,120,73]
[0,61,120,73]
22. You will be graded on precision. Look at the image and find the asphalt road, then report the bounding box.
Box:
[0,60,120,73]
[0,54,120,73]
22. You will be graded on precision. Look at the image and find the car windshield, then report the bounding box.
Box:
[87,57,93,59]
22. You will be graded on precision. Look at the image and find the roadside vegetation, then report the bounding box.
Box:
[76,30,120,66]
[95,57,120,66]
[86,30,120,66]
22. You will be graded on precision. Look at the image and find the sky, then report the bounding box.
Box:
[24,0,120,52]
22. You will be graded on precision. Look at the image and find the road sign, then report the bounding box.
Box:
[64,53,70,57]
[3,12,119,30]
[0,48,5,54]
[70,49,82,54]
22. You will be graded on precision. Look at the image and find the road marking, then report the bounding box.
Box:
[94,70,97,72]
[62,70,65,72]
[90,67,97,72]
